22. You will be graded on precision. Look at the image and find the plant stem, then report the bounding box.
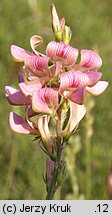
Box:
[46,108,63,200]
[46,165,59,200]
[46,137,62,200]
[46,138,62,200]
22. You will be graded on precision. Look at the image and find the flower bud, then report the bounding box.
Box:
[63,25,72,44]
[51,4,63,41]
[37,116,52,153]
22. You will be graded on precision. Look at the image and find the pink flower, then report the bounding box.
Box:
[24,56,51,78]
[5,76,44,105]
[32,87,59,114]
[60,70,106,104]
[11,35,43,62]
[9,112,38,135]
[46,41,78,67]
[45,41,108,104]
[11,35,52,81]
[7,29,108,138]
[77,49,102,70]
[5,86,31,105]
[11,45,52,80]
[19,81,44,97]
[60,102,86,138]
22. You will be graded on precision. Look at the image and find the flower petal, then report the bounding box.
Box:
[32,91,51,114]
[19,82,43,97]
[86,81,109,95]
[67,87,85,105]
[23,66,47,85]
[9,112,37,134]
[30,35,43,55]
[40,88,59,110]
[11,45,34,62]
[84,71,102,86]
[46,41,78,67]
[37,116,52,151]
[54,62,62,77]
[70,102,86,132]
[5,86,31,105]
[62,101,86,137]
[25,56,51,77]
[60,70,102,92]
[25,106,37,118]
[32,88,59,114]
[79,49,102,70]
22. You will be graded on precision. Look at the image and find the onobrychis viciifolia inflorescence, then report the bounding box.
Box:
[5,4,109,199]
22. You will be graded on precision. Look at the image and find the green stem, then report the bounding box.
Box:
[46,137,62,200]
[46,108,63,200]
[46,166,59,200]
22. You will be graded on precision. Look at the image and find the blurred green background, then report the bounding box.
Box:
[0,0,112,199]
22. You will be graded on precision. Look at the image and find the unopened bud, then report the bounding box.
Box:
[51,4,63,41]
[63,25,72,44]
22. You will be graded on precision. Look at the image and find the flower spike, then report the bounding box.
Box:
[5,4,109,200]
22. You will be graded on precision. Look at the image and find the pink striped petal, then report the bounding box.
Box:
[80,49,102,70]
[32,91,51,114]
[86,81,109,95]
[46,41,78,67]
[60,70,102,92]
[30,35,43,55]
[70,102,86,132]
[19,82,43,97]
[11,45,34,62]
[40,88,59,110]
[32,88,59,114]
[9,112,37,134]
[25,56,51,77]
[5,86,31,105]
[67,87,85,105]
[84,71,102,86]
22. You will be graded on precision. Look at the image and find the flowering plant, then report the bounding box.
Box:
[5,4,108,199]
